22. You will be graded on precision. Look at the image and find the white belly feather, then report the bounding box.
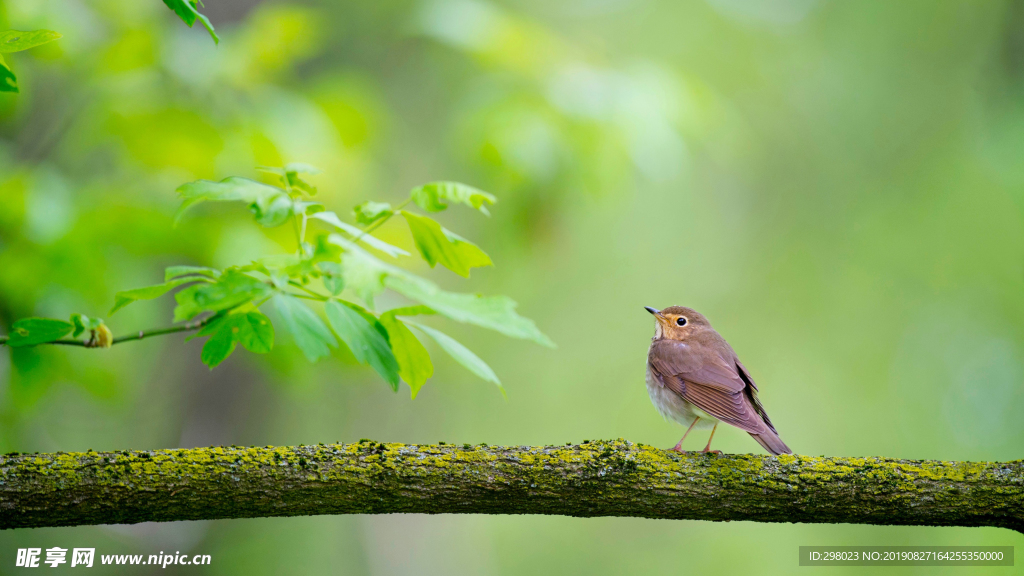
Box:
[646,366,718,431]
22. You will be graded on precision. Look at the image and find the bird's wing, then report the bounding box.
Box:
[735,359,778,434]
[648,339,773,436]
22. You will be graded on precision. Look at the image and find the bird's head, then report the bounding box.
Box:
[645,305,709,341]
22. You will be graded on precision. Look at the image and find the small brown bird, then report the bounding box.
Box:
[645,306,792,455]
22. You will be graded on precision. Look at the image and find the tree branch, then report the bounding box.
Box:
[1,440,1021,532]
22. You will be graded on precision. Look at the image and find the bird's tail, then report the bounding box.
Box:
[750,430,792,455]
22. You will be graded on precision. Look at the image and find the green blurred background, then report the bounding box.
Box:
[0,0,1022,573]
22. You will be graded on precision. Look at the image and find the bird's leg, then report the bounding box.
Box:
[701,423,722,454]
[672,417,701,452]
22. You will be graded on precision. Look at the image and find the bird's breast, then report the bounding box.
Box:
[645,362,719,429]
[647,364,694,425]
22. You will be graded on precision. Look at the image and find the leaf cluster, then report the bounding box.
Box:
[1,165,551,397]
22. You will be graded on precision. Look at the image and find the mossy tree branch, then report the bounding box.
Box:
[2,440,1021,532]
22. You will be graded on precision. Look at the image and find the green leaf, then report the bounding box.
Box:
[0,30,62,94]
[337,246,387,307]
[379,313,433,398]
[251,195,293,227]
[285,162,321,175]
[312,212,410,257]
[294,201,325,215]
[236,311,274,353]
[410,181,496,216]
[188,314,223,341]
[163,0,198,25]
[255,166,285,178]
[165,265,220,282]
[287,173,317,196]
[257,163,320,195]
[401,211,492,277]
[406,320,501,387]
[338,301,390,341]
[325,300,400,390]
[383,305,435,317]
[318,261,345,295]
[322,230,413,306]
[191,311,274,368]
[0,30,62,54]
[0,56,17,93]
[162,0,219,44]
[330,236,554,347]
[313,234,343,261]
[386,275,554,348]
[198,317,236,368]
[173,271,272,322]
[257,251,325,287]
[6,318,73,347]
[353,201,393,226]
[176,177,292,227]
[273,295,335,362]
[70,314,104,338]
[257,253,302,272]
[111,276,208,315]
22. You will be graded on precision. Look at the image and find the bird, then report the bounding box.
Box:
[644,306,792,455]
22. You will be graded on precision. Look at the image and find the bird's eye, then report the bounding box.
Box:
[676,317,687,326]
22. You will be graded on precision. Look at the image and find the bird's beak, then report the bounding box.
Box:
[644,306,664,319]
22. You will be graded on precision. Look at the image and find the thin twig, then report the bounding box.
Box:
[285,293,322,301]
[0,292,286,349]
[0,316,219,348]
[110,317,214,345]
[355,198,411,242]
[287,281,328,300]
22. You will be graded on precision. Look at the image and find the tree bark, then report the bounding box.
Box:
[1,440,1021,532]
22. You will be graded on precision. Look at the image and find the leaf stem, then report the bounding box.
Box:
[283,179,304,253]
[357,198,411,241]
[287,281,329,300]
[292,214,303,253]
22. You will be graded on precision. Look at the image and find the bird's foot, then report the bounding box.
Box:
[670,444,687,453]
[701,449,723,455]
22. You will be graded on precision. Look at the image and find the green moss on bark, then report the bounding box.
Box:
[1,440,1021,532]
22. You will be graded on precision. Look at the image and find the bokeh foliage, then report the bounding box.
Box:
[0,0,1022,574]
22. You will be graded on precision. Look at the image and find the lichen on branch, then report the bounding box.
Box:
[1,440,1021,532]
